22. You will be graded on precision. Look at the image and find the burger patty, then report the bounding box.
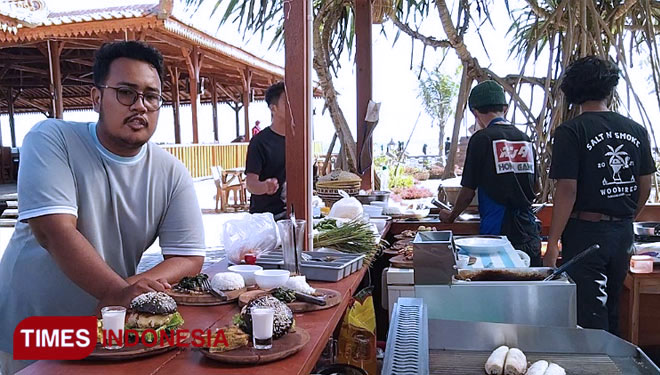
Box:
[126,312,176,329]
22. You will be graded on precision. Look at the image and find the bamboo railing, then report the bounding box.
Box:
[160,143,249,178]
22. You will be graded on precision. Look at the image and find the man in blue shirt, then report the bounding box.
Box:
[439,80,541,266]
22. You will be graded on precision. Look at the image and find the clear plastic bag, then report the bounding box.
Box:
[223,213,279,264]
[328,190,363,220]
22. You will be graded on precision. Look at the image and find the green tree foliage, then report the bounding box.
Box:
[418,67,459,161]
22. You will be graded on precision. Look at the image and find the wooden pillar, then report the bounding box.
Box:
[284,0,313,250]
[7,88,16,147]
[356,0,373,190]
[47,41,64,119]
[242,68,252,141]
[168,66,181,144]
[182,46,203,144]
[211,77,219,142]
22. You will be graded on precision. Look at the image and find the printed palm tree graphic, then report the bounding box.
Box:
[605,144,630,182]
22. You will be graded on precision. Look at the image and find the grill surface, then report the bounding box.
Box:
[429,350,622,375]
[383,298,428,375]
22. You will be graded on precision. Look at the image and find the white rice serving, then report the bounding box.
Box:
[285,276,316,295]
[211,272,245,291]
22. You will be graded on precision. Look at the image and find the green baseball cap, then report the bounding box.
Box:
[468,80,507,110]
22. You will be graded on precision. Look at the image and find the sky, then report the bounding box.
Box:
[1,0,659,157]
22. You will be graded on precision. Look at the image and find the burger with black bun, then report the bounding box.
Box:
[126,291,184,343]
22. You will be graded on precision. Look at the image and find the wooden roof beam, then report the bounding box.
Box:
[11,64,49,75]
[216,82,239,103]
[66,58,94,67]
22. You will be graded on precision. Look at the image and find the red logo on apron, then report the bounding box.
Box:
[492,140,534,174]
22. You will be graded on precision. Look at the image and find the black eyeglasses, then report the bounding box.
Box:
[97,85,163,111]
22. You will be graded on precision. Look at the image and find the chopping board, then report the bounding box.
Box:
[166,287,247,306]
[238,288,342,313]
[199,328,310,365]
[87,336,181,360]
[389,254,413,269]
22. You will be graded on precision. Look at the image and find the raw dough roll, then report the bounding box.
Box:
[504,347,527,375]
[543,363,566,375]
[485,345,510,375]
[525,360,548,375]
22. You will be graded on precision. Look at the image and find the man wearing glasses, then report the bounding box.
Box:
[0,41,205,373]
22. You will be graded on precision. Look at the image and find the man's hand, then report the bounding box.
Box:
[438,209,455,223]
[265,178,279,195]
[543,242,560,268]
[126,275,171,289]
[97,278,170,313]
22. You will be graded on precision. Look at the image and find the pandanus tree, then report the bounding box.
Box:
[187,0,660,200]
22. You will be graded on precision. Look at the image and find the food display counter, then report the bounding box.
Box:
[383,298,660,375]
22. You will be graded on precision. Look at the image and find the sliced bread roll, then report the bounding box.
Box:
[485,345,510,375]
[504,348,527,375]
[525,360,548,375]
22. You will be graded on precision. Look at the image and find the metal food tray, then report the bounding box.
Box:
[255,249,365,282]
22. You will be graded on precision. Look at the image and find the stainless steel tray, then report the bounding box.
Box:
[255,249,365,282]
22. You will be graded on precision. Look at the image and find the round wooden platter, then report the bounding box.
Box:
[87,337,181,360]
[237,288,342,313]
[389,254,414,269]
[382,248,399,256]
[199,328,310,365]
[166,287,247,306]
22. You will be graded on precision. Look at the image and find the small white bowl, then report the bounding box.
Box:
[371,218,388,233]
[228,264,263,285]
[254,269,290,290]
[362,205,383,217]
[370,201,388,208]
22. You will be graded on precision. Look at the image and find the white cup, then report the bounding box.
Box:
[251,307,274,350]
[456,254,470,269]
[101,306,126,349]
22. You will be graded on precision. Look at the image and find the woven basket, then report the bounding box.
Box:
[371,0,393,24]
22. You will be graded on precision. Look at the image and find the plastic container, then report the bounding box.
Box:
[630,255,654,273]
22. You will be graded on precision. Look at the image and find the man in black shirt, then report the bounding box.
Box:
[439,80,541,266]
[245,82,287,218]
[547,56,655,335]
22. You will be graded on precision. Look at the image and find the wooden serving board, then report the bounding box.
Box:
[238,288,342,313]
[166,287,247,306]
[87,340,178,360]
[389,254,414,269]
[382,248,399,256]
[199,328,310,365]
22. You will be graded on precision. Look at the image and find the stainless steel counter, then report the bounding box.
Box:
[383,298,660,375]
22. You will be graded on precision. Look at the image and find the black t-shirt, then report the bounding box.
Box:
[461,122,537,208]
[245,127,286,215]
[550,111,656,218]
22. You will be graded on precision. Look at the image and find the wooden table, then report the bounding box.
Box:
[18,264,367,375]
[622,267,660,345]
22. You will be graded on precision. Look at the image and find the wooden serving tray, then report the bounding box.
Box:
[199,328,310,365]
[389,254,414,269]
[238,288,342,313]
[166,287,247,306]
[87,339,179,360]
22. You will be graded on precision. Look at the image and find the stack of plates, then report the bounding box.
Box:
[316,170,362,207]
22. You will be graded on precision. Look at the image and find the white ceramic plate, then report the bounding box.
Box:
[454,237,509,255]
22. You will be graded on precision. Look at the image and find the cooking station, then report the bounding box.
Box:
[383,298,660,375]
[384,230,577,327]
